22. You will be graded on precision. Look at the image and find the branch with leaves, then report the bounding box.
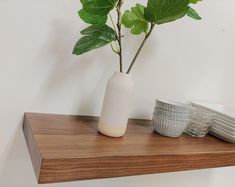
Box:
[73,0,202,74]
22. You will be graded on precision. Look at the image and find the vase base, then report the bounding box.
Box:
[98,122,126,138]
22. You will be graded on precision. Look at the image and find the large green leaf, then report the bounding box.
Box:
[83,0,118,16]
[80,0,93,4]
[80,24,115,36]
[73,25,116,55]
[190,0,201,4]
[144,0,190,25]
[78,9,107,25]
[122,4,149,35]
[187,6,201,20]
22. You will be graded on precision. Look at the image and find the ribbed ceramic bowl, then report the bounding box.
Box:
[155,99,191,114]
[153,109,190,121]
[153,114,189,137]
[186,122,211,137]
[185,106,214,137]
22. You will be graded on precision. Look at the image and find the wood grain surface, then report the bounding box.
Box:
[23,112,235,184]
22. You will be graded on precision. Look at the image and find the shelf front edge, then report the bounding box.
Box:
[37,153,235,184]
[23,115,43,181]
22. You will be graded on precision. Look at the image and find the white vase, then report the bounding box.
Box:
[98,72,134,137]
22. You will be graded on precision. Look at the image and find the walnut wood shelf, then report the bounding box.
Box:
[23,112,235,184]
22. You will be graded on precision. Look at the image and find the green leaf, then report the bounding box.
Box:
[187,6,201,20]
[80,0,93,4]
[80,24,115,36]
[144,0,190,25]
[78,9,107,25]
[83,0,118,16]
[73,25,116,55]
[190,0,201,4]
[122,4,149,35]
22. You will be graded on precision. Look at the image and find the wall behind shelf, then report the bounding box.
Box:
[0,0,235,186]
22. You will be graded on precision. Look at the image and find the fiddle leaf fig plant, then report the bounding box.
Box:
[78,9,108,25]
[82,0,117,16]
[122,4,149,35]
[73,25,116,55]
[73,0,202,73]
[187,7,202,20]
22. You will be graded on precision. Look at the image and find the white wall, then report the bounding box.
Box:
[0,0,235,186]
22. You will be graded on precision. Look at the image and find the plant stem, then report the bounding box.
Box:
[126,23,156,74]
[109,13,117,35]
[110,42,119,54]
[116,0,123,72]
[108,13,119,52]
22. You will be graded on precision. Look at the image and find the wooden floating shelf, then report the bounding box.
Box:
[23,112,235,184]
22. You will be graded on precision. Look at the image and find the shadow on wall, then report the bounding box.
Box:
[29,18,162,117]
[0,127,39,186]
[31,19,119,115]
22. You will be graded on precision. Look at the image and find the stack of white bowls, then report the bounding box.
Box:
[185,106,215,137]
[153,99,191,137]
[192,102,235,143]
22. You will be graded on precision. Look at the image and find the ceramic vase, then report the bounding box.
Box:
[98,72,134,137]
